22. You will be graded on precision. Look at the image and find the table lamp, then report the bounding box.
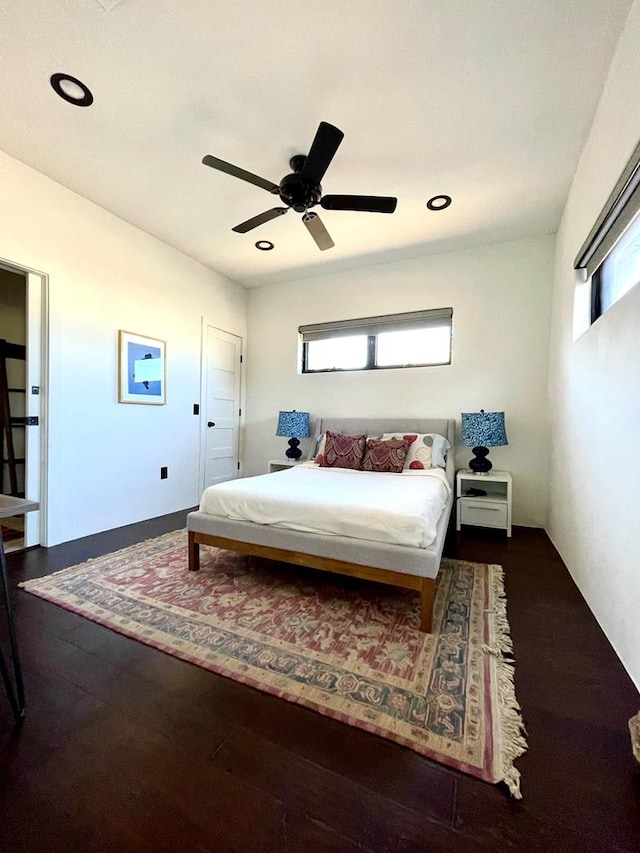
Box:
[460,409,508,474]
[276,410,310,460]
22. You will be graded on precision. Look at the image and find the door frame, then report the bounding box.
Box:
[0,256,49,547]
[198,318,245,495]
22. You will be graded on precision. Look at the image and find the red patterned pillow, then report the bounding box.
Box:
[362,438,409,473]
[318,431,366,470]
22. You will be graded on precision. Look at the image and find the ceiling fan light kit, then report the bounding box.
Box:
[202,121,398,251]
[255,240,274,251]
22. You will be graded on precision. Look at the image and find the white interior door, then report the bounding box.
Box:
[202,325,242,490]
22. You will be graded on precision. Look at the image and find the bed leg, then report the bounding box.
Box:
[188,531,200,572]
[420,577,435,633]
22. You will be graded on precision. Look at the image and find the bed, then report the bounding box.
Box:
[187,418,455,632]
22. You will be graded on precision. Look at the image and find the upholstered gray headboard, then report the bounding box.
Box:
[315,417,456,488]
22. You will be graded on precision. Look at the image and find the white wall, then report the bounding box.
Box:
[0,151,247,545]
[246,234,554,527]
[547,2,640,688]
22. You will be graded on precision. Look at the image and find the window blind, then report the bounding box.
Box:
[299,308,453,343]
[574,137,640,278]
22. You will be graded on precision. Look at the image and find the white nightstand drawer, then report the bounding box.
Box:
[268,459,301,473]
[459,499,508,529]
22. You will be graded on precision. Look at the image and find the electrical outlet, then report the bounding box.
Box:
[160,466,168,479]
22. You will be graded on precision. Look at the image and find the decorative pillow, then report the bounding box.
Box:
[318,431,366,470]
[382,432,451,470]
[362,438,409,473]
[313,432,327,462]
[314,431,382,462]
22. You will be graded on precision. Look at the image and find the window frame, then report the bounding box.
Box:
[575,136,640,328]
[590,207,640,324]
[299,308,453,374]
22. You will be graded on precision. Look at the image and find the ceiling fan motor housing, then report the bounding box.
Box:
[279,155,321,212]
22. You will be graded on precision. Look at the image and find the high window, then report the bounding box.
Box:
[575,138,640,327]
[590,208,640,321]
[299,308,453,373]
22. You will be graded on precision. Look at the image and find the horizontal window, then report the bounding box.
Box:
[299,308,452,373]
[591,207,640,321]
[575,137,640,327]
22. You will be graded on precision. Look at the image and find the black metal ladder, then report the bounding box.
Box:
[0,338,26,496]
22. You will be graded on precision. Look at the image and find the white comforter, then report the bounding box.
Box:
[199,462,451,549]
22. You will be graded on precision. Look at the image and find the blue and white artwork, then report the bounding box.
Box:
[128,341,162,396]
[118,331,166,405]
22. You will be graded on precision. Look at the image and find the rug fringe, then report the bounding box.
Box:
[483,565,528,800]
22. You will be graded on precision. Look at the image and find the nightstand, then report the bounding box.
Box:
[456,470,512,536]
[267,459,303,473]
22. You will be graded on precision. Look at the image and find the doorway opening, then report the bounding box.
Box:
[0,261,47,550]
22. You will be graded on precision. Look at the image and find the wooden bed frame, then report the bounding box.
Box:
[187,418,455,633]
[188,530,438,632]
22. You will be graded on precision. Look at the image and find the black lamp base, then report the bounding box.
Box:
[285,437,302,460]
[469,446,492,474]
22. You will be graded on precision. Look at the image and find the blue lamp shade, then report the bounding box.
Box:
[276,410,310,460]
[460,410,508,474]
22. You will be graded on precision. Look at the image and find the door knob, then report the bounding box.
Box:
[207,421,215,428]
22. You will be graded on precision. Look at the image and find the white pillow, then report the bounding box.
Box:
[381,432,450,470]
[311,432,326,461]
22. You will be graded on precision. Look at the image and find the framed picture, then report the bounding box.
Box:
[118,330,166,405]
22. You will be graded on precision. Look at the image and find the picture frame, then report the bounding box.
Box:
[118,330,166,405]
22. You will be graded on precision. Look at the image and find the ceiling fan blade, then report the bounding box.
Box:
[302,211,335,251]
[320,194,397,214]
[202,155,280,194]
[232,207,289,233]
[300,122,344,185]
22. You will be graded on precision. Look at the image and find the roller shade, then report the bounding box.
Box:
[299,308,453,343]
[574,138,640,278]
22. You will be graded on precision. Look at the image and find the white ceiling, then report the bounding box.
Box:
[0,0,632,288]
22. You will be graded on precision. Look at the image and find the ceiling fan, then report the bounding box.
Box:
[202,121,397,251]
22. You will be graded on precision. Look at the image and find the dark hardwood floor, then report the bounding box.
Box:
[1,513,639,852]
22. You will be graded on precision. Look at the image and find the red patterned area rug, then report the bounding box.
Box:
[20,529,527,797]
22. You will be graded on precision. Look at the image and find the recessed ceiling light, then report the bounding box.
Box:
[426,195,452,211]
[50,73,94,107]
[255,240,274,251]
